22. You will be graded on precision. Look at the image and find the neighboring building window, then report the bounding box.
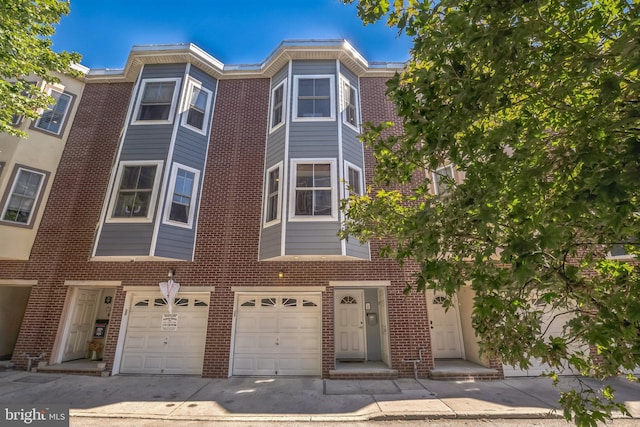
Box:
[270,80,286,131]
[264,162,282,226]
[433,165,455,195]
[10,114,23,126]
[342,79,358,129]
[163,163,200,228]
[34,89,73,135]
[293,75,335,121]
[291,159,337,220]
[181,78,212,134]
[132,78,180,123]
[609,239,637,259]
[0,166,48,227]
[108,161,163,222]
[345,162,363,197]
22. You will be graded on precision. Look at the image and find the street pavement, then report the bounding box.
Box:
[0,369,638,423]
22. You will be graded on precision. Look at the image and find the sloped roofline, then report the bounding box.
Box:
[86,39,406,82]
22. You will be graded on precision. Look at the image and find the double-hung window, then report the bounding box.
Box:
[133,78,180,124]
[34,88,73,135]
[108,161,163,222]
[293,75,335,121]
[264,162,282,226]
[345,162,363,197]
[432,165,455,196]
[163,164,200,228]
[181,78,212,134]
[341,79,358,130]
[291,159,337,220]
[270,80,286,131]
[1,165,48,227]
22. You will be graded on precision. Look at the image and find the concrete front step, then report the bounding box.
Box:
[36,361,109,377]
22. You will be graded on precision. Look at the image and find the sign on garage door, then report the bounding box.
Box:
[232,293,322,376]
[120,293,209,375]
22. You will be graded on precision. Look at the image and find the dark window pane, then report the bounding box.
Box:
[295,190,313,215]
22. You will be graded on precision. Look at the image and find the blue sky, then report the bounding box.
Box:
[52,1,412,70]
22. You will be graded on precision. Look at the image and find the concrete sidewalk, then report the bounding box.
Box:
[0,369,638,422]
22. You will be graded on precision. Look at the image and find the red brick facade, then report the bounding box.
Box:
[3,71,435,379]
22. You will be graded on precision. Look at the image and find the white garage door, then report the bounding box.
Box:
[120,293,209,375]
[232,293,322,376]
[503,304,583,377]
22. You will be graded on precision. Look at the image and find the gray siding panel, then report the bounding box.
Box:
[120,125,173,161]
[285,221,341,255]
[140,63,187,79]
[346,238,370,260]
[95,223,154,256]
[272,65,288,87]
[265,126,286,167]
[259,223,282,260]
[154,224,196,260]
[289,122,339,158]
[342,127,363,168]
[292,60,336,75]
[340,63,358,86]
[189,66,218,92]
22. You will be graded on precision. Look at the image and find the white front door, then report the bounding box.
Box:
[63,289,99,361]
[232,293,322,376]
[120,293,209,375]
[335,289,366,360]
[426,290,464,359]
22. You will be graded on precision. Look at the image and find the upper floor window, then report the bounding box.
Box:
[0,165,49,227]
[34,88,73,135]
[433,165,455,196]
[341,78,358,130]
[345,162,363,197]
[270,80,286,131]
[132,78,180,124]
[108,161,163,222]
[290,159,337,221]
[163,163,200,228]
[181,78,212,134]
[293,75,335,121]
[264,162,282,226]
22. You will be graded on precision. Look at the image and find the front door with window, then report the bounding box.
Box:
[426,290,464,359]
[335,289,366,360]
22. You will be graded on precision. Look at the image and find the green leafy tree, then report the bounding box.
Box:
[342,0,640,424]
[0,0,81,137]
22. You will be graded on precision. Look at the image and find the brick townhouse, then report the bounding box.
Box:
[1,39,575,380]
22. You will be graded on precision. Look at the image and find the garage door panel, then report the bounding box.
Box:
[120,293,209,375]
[232,293,321,376]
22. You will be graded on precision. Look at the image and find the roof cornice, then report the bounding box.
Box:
[85,40,405,83]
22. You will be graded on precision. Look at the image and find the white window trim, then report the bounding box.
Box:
[292,75,336,122]
[0,166,47,226]
[432,164,455,195]
[263,162,283,228]
[289,158,338,222]
[180,77,213,135]
[269,79,287,133]
[340,76,360,132]
[131,78,181,125]
[106,160,164,223]
[344,161,364,197]
[34,87,73,136]
[162,163,200,229]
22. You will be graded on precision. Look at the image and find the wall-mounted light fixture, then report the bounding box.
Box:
[168,269,176,278]
[278,271,284,279]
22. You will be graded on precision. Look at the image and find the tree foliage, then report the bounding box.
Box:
[0,0,81,137]
[342,0,640,424]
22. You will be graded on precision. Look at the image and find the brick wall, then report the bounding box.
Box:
[6,74,434,379]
